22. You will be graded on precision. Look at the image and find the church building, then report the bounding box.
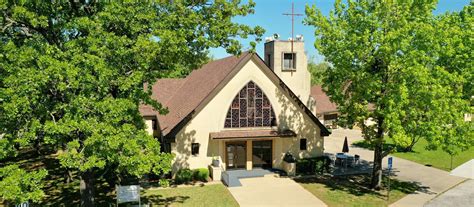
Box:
[140,38,330,176]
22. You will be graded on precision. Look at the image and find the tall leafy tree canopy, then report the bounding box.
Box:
[308,60,329,85]
[306,0,472,188]
[0,0,264,204]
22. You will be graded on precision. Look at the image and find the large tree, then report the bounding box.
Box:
[0,0,263,205]
[306,0,472,189]
[426,2,474,168]
[308,60,329,85]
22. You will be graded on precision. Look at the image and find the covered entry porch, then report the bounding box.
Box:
[210,129,296,171]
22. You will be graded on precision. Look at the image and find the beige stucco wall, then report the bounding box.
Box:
[169,59,324,173]
[143,116,159,137]
[264,40,311,106]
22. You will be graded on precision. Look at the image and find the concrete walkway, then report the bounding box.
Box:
[325,129,466,207]
[222,168,276,187]
[424,179,474,207]
[228,176,327,207]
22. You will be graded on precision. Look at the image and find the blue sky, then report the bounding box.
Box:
[210,0,470,63]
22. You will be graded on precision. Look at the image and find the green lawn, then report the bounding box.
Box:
[296,175,418,207]
[1,147,239,206]
[353,138,474,171]
[143,184,238,207]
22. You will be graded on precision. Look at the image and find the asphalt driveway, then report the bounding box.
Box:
[424,179,474,207]
[227,176,327,207]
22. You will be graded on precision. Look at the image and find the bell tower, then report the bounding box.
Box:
[264,3,311,106]
[264,37,311,106]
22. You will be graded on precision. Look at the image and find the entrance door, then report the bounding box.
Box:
[252,140,272,168]
[226,142,247,169]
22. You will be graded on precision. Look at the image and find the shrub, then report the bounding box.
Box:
[296,156,331,175]
[193,168,209,182]
[159,178,170,188]
[175,169,193,184]
[314,159,325,174]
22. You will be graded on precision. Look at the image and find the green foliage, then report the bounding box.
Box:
[305,0,472,187]
[193,168,209,182]
[296,156,331,175]
[159,178,170,188]
[423,3,474,156]
[305,0,472,156]
[0,0,263,202]
[175,169,194,184]
[0,165,47,204]
[308,61,330,85]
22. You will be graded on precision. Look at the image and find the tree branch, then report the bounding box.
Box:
[381,148,393,158]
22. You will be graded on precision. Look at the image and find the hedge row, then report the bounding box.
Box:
[295,156,331,175]
[175,168,209,184]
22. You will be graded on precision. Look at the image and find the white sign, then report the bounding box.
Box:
[117,185,140,204]
[16,202,29,207]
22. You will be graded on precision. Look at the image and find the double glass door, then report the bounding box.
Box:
[226,142,247,169]
[252,140,272,168]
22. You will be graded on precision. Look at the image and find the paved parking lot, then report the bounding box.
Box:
[227,176,327,207]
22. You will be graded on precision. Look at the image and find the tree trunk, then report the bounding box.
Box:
[80,170,95,207]
[450,154,453,170]
[371,117,385,189]
[371,142,383,189]
[65,168,73,184]
[34,138,41,156]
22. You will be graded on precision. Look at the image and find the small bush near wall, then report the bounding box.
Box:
[175,169,194,184]
[193,168,209,182]
[175,168,210,184]
[159,178,170,187]
[296,156,331,175]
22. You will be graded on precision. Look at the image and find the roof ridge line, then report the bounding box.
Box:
[161,52,250,107]
[192,52,252,107]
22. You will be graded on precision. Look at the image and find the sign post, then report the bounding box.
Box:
[387,157,393,201]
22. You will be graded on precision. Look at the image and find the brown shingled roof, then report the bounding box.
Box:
[310,85,376,114]
[142,52,330,137]
[311,85,338,114]
[141,52,251,135]
[139,79,186,116]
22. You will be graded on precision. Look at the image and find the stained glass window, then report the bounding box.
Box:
[224,81,277,128]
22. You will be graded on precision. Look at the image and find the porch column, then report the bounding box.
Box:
[220,140,226,171]
[246,140,252,170]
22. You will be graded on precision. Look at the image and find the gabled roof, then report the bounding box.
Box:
[140,78,186,117]
[140,52,330,137]
[310,85,376,115]
[311,85,338,114]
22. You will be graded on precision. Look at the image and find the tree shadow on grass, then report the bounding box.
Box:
[142,194,190,206]
[2,147,118,206]
[40,156,115,206]
[39,156,81,206]
[295,175,425,199]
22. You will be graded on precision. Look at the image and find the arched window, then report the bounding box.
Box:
[224,81,276,128]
